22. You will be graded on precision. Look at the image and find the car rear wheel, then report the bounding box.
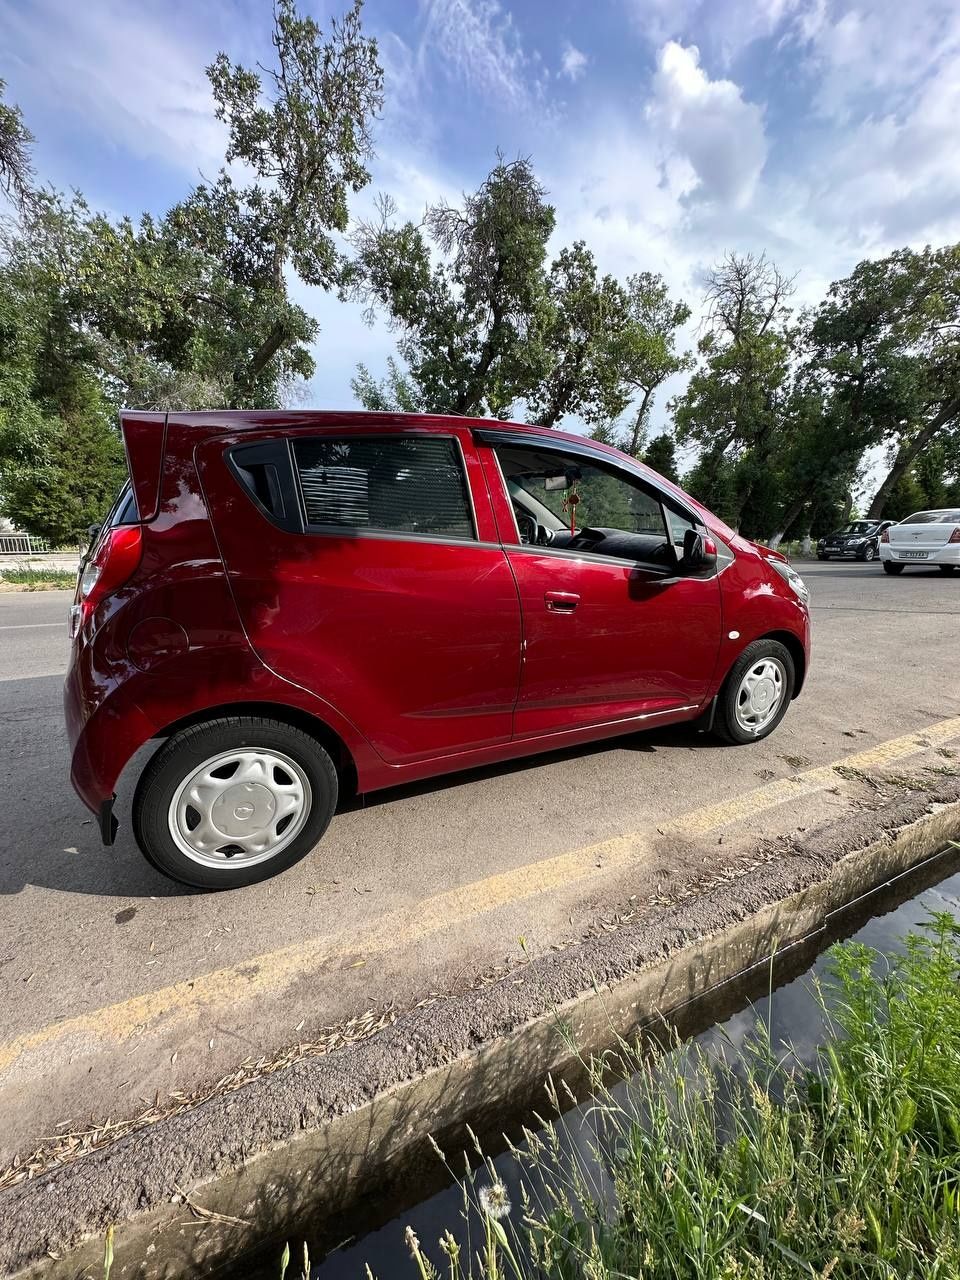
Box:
[133,717,338,888]
[883,562,905,575]
[714,640,795,745]
[940,565,957,575]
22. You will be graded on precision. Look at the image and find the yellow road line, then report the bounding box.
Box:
[2,715,959,1079]
[669,717,960,837]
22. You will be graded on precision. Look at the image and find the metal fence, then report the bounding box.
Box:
[0,534,51,555]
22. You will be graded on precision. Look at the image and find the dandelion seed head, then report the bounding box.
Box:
[478,1180,511,1220]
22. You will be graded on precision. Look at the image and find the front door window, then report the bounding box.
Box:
[495,441,686,573]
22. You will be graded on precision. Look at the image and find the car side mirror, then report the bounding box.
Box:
[681,527,717,573]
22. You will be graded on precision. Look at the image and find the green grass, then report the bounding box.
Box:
[769,541,816,561]
[0,567,76,589]
[95,913,960,1279]
[388,913,960,1280]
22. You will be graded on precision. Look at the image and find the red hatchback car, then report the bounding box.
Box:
[64,411,810,889]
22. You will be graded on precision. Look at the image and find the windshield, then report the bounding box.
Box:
[903,510,960,524]
[841,522,875,534]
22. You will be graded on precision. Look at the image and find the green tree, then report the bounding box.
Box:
[605,273,692,456]
[352,156,556,418]
[673,252,795,528]
[169,0,383,405]
[642,433,679,483]
[0,80,34,215]
[762,378,863,545]
[682,451,739,526]
[350,357,425,412]
[0,264,124,543]
[0,388,124,546]
[807,244,960,518]
[884,433,960,519]
[526,241,625,428]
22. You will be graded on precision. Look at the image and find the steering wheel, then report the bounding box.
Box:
[515,509,538,545]
[514,508,556,546]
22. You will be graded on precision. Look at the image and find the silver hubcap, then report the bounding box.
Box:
[168,749,312,868]
[734,657,786,735]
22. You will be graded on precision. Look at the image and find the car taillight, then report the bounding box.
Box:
[881,528,889,543]
[74,525,143,631]
[949,527,960,544]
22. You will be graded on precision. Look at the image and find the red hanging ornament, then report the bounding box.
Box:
[562,486,581,536]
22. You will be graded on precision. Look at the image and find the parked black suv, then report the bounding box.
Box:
[817,520,895,562]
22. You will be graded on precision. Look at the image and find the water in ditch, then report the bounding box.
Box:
[306,848,960,1279]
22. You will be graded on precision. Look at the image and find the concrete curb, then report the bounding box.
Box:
[4,781,960,1279]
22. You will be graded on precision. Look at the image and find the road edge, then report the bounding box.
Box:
[4,781,960,1279]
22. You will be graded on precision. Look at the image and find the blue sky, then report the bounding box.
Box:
[3,0,960,432]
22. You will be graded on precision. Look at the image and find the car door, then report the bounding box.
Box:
[477,433,724,738]
[198,424,522,764]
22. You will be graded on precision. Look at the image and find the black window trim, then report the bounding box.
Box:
[225,439,304,533]
[479,429,715,576]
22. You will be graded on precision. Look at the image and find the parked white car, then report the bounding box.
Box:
[880,508,960,575]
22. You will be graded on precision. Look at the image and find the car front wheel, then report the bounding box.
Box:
[883,561,905,575]
[858,543,876,561]
[714,639,795,745]
[133,716,338,888]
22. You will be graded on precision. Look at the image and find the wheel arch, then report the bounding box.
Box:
[756,629,807,697]
[151,701,360,798]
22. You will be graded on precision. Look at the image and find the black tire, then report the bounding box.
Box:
[713,639,796,746]
[858,543,877,562]
[133,716,338,889]
[883,561,905,575]
[940,565,957,575]
[817,553,829,561]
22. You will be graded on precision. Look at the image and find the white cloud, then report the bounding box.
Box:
[0,0,228,179]
[417,0,547,113]
[791,0,960,120]
[628,0,803,65]
[647,42,768,208]
[808,48,960,248]
[560,42,588,81]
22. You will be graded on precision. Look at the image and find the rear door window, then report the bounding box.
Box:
[293,436,476,541]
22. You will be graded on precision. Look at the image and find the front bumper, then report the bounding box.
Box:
[819,544,870,557]
[881,544,960,566]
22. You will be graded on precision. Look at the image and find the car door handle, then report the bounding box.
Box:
[544,591,580,613]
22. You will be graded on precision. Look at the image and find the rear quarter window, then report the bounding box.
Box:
[293,436,476,541]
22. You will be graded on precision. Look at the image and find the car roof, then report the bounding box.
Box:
[122,406,671,484]
[124,407,596,445]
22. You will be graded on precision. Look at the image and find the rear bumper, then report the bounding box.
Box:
[64,655,156,816]
[881,545,960,565]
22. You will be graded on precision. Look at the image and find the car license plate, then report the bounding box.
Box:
[902,550,928,559]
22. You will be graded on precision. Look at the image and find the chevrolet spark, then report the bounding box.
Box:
[64,411,811,889]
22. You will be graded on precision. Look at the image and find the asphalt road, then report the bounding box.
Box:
[1,561,959,1157]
